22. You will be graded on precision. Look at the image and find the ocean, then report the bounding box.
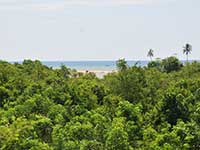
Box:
[42,61,149,71]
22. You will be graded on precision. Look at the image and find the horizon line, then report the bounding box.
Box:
[6,59,199,62]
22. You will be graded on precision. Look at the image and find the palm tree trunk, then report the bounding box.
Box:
[187,54,188,63]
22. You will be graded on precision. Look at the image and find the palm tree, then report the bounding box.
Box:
[183,43,192,62]
[147,49,154,61]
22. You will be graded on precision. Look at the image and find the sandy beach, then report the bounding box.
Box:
[78,70,116,78]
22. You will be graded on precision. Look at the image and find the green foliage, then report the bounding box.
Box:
[116,59,128,71]
[147,56,183,73]
[1,59,200,149]
[147,59,162,70]
[106,118,131,150]
[0,86,9,107]
[162,56,183,73]
[105,66,146,103]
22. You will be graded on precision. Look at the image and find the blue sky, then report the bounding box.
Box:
[0,0,200,61]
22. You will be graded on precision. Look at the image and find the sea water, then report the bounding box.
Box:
[42,61,149,71]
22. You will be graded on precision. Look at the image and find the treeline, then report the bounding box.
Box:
[1,58,200,149]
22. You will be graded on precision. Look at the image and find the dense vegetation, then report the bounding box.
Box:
[1,57,200,149]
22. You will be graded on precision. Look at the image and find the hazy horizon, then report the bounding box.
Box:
[7,59,199,62]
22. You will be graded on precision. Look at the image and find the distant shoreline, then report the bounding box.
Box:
[78,70,116,78]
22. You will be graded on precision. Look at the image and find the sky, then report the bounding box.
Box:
[0,0,200,61]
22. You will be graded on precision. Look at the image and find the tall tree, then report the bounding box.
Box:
[147,49,154,61]
[183,43,192,62]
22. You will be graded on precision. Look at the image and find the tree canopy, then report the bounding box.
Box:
[1,58,200,149]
